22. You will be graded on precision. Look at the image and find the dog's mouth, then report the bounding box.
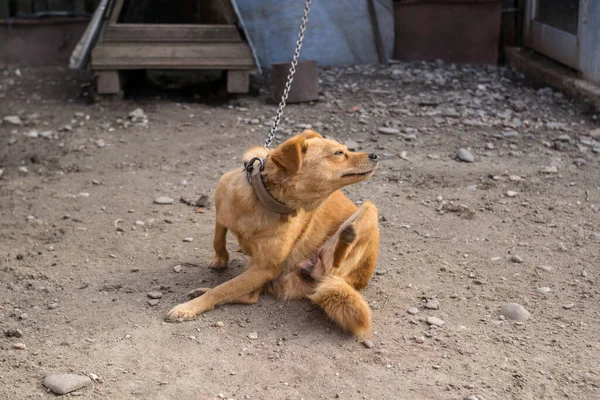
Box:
[341,169,376,178]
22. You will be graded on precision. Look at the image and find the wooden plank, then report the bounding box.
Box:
[108,0,124,24]
[227,70,250,93]
[0,0,10,19]
[16,0,33,15]
[91,42,256,70]
[103,24,242,43]
[96,71,121,94]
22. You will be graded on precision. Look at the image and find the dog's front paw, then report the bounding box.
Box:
[208,256,229,269]
[167,302,199,321]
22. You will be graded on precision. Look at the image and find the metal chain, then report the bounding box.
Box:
[264,0,312,148]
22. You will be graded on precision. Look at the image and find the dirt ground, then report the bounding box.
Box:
[1,63,599,400]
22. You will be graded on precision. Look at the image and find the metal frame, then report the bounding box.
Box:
[524,0,584,70]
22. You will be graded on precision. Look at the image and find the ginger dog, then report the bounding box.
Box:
[168,130,380,338]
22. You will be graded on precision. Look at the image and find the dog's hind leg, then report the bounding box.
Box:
[209,222,229,269]
[332,225,356,270]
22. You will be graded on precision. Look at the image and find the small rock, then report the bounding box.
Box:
[573,158,586,166]
[426,316,445,327]
[215,321,225,328]
[414,336,425,344]
[247,332,258,340]
[423,299,439,310]
[506,190,518,197]
[154,196,174,205]
[173,265,182,273]
[456,148,474,163]
[485,142,495,150]
[377,127,400,135]
[26,130,39,138]
[48,303,59,310]
[147,291,163,299]
[540,166,558,174]
[5,328,23,338]
[362,339,374,348]
[12,343,26,350]
[536,287,551,294]
[129,108,146,120]
[148,299,159,306]
[590,128,600,139]
[407,307,419,315]
[563,303,575,309]
[195,194,211,208]
[345,140,360,151]
[503,130,519,138]
[537,265,553,272]
[3,115,23,125]
[510,255,524,263]
[466,185,477,191]
[43,374,92,395]
[183,237,193,242]
[95,139,106,148]
[508,175,522,182]
[554,134,571,142]
[18,166,28,174]
[499,303,530,321]
[135,220,145,226]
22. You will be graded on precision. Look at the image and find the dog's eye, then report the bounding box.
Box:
[334,151,345,156]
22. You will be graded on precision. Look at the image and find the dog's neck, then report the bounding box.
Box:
[260,159,332,213]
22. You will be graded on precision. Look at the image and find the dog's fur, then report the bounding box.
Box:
[167,130,380,338]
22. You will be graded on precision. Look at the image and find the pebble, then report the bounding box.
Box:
[485,142,495,150]
[537,265,553,272]
[554,134,571,142]
[3,115,23,125]
[503,130,518,138]
[12,343,27,350]
[129,108,147,120]
[173,265,182,273]
[43,374,92,395]
[536,287,551,294]
[499,303,530,321]
[154,196,174,205]
[423,299,439,310]
[456,148,474,162]
[135,220,145,226]
[147,291,163,299]
[5,328,23,338]
[407,307,419,315]
[183,237,194,242]
[362,339,374,348]
[506,190,518,197]
[148,299,159,306]
[510,255,524,263]
[414,336,425,344]
[573,158,586,166]
[215,321,225,328]
[48,303,59,310]
[345,140,360,151]
[247,332,258,340]
[426,316,445,327]
[377,127,400,135]
[540,166,558,174]
[508,175,522,182]
[590,128,600,139]
[95,139,106,148]
[563,303,575,309]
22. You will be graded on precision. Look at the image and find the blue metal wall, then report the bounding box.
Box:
[236,0,394,67]
[579,0,600,83]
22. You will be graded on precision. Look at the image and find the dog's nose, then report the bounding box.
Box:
[368,153,378,161]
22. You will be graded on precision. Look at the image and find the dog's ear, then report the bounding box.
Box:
[270,130,321,173]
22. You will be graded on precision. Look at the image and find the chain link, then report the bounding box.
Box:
[264,0,312,148]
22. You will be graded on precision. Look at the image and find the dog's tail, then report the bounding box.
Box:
[308,275,372,339]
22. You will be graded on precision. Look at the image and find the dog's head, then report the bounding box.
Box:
[261,130,378,209]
